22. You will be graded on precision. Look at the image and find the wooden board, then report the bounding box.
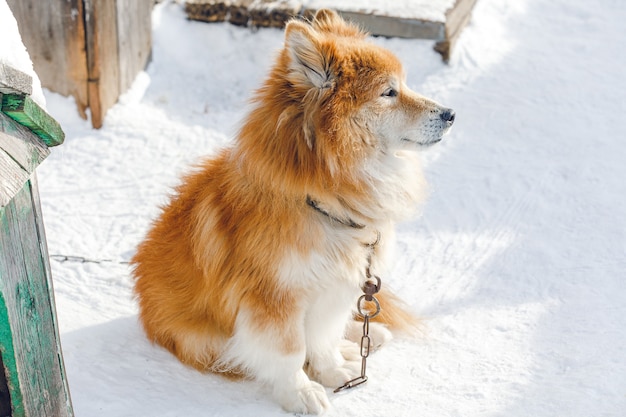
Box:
[84,0,121,129]
[0,64,32,97]
[0,289,25,416]
[435,0,478,61]
[1,94,64,147]
[0,129,50,209]
[334,11,443,39]
[7,0,153,129]
[0,143,29,209]
[6,0,90,118]
[0,178,73,417]
[116,0,153,93]
[0,130,49,175]
[0,113,51,208]
[185,0,476,61]
[0,353,13,416]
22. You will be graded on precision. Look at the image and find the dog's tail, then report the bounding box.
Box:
[364,287,420,334]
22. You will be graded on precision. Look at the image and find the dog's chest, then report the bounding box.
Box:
[277,227,385,292]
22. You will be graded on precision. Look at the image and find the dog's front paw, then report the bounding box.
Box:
[345,321,392,350]
[274,377,330,414]
[339,339,360,361]
[368,322,393,350]
[314,360,362,388]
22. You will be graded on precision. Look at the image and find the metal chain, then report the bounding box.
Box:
[334,274,382,393]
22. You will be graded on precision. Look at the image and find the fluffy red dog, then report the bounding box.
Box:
[132,9,454,414]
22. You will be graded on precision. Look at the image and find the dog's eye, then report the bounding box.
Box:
[381,88,398,98]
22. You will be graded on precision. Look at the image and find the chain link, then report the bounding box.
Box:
[334,276,381,393]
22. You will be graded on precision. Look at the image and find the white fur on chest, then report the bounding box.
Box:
[278,225,385,292]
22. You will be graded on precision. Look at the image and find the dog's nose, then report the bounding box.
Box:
[440,108,456,125]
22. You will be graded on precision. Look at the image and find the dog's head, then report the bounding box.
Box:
[283,9,454,159]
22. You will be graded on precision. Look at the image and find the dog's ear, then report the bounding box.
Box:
[312,9,365,38]
[312,9,342,27]
[284,21,333,90]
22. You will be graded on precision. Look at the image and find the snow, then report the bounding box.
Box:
[0,0,46,107]
[25,0,626,415]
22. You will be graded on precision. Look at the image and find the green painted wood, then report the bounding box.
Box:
[28,173,74,417]
[0,292,25,417]
[0,113,51,209]
[1,94,64,147]
[0,64,72,415]
[0,179,73,417]
[0,107,50,144]
[0,349,15,416]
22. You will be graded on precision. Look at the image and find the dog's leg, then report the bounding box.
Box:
[345,319,393,351]
[338,338,361,362]
[304,289,364,388]
[224,309,330,414]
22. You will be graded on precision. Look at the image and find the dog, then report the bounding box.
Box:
[131,9,454,414]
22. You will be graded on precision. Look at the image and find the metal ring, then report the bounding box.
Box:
[362,275,381,298]
[357,294,381,319]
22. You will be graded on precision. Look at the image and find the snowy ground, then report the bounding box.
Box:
[34,0,626,416]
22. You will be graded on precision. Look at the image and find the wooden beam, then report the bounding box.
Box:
[0,353,15,416]
[0,130,50,174]
[6,0,89,119]
[0,179,74,417]
[0,112,51,208]
[435,0,478,61]
[84,0,121,129]
[0,145,29,208]
[334,11,443,40]
[185,0,476,62]
[0,64,32,97]
[116,0,153,93]
[1,94,64,147]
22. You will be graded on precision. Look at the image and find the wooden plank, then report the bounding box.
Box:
[0,64,32,97]
[0,110,49,142]
[6,0,90,119]
[0,147,30,209]
[1,94,64,147]
[0,130,49,206]
[0,350,17,416]
[84,0,121,129]
[28,172,75,416]
[0,180,73,417]
[435,0,477,61]
[0,291,25,416]
[445,0,478,40]
[185,0,475,61]
[115,0,153,94]
[334,11,443,40]
[0,131,50,175]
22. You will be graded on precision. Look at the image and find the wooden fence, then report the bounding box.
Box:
[7,0,153,129]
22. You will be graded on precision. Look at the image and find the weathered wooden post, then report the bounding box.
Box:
[0,64,73,417]
[7,0,153,129]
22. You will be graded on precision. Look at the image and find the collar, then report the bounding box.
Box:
[306,195,365,229]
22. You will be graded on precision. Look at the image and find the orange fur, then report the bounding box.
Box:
[132,9,453,413]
